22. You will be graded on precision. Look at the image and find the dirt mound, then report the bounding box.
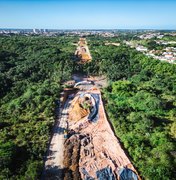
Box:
[69,94,94,122]
[63,133,84,180]
[69,100,89,121]
[75,38,92,64]
[66,90,140,179]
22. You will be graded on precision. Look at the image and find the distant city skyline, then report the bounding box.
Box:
[0,0,176,29]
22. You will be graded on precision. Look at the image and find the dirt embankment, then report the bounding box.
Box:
[63,134,82,180]
[63,88,140,180]
[43,75,140,180]
[75,38,92,64]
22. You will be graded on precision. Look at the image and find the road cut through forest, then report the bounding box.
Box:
[43,39,140,180]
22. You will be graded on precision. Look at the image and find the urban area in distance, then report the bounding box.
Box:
[0,0,176,180]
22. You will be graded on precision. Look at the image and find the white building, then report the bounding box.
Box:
[136,46,148,52]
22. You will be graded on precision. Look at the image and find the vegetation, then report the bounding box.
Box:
[73,37,176,179]
[0,36,76,179]
[85,40,176,179]
[0,34,175,179]
[163,35,176,41]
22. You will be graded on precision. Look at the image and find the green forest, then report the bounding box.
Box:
[0,35,176,179]
[0,36,76,179]
[86,39,176,179]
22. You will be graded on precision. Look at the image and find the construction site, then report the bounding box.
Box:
[43,40,140,180]
[75,38,92,64]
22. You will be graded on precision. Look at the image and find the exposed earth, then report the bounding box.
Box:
[43,74,140,180]
[75,38,92,64]
[43,39,140,179]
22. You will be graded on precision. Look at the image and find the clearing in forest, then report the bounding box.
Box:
[75,38,92,64]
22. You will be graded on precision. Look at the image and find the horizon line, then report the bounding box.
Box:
[1,27,176,31]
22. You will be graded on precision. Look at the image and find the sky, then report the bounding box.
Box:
[0,0,176,29]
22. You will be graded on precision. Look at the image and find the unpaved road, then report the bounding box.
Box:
[43,75,139,179]
[42,100,70,179]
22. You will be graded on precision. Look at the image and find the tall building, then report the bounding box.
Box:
[33,28,37,33]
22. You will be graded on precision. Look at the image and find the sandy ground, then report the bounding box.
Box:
[75,38,92,63]
[43,75,139,179]
[72,74,108,88]
[42,100,70,179]
[68,89,138,179]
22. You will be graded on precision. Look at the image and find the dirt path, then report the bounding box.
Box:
[42,36,139,179]
[42,100,70,179]
[43,74,139,179]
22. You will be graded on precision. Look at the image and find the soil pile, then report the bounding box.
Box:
[64,89,140,179]
[75,38,92,64]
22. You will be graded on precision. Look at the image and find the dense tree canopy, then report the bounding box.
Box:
[73,36,176,179]
[89,40,176,179]
[0,36,76,179]
[0,35,175,179]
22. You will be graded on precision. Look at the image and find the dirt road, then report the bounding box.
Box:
[43,75,139,179]
[42,100,70,179]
